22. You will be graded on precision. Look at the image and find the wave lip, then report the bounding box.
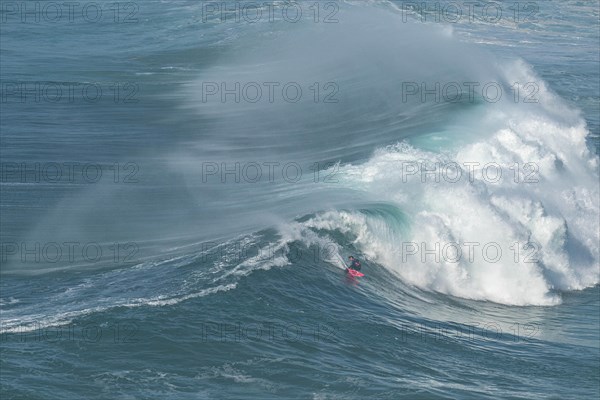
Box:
[301,57,599,305]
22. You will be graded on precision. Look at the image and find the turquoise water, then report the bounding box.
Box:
[1,1,599,398]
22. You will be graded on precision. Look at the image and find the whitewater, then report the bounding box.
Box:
[1,1,598,399]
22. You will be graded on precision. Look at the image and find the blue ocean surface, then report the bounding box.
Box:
[1,1,599,399]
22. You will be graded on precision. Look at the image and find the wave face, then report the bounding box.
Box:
[1,1,599,399]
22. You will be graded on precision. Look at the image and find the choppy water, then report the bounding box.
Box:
[1,1,599,399]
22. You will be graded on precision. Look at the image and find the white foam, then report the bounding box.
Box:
[0,283,237,334]
[301,62,598,306]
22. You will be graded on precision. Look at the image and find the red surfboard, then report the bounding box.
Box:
[347,268,364,277]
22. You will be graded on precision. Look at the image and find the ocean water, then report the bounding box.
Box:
[1,1,599,399]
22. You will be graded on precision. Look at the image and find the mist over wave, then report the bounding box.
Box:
[5,5,598,308]
[2,2,599,398]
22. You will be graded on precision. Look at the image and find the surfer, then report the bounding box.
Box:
[347,256,361,272]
